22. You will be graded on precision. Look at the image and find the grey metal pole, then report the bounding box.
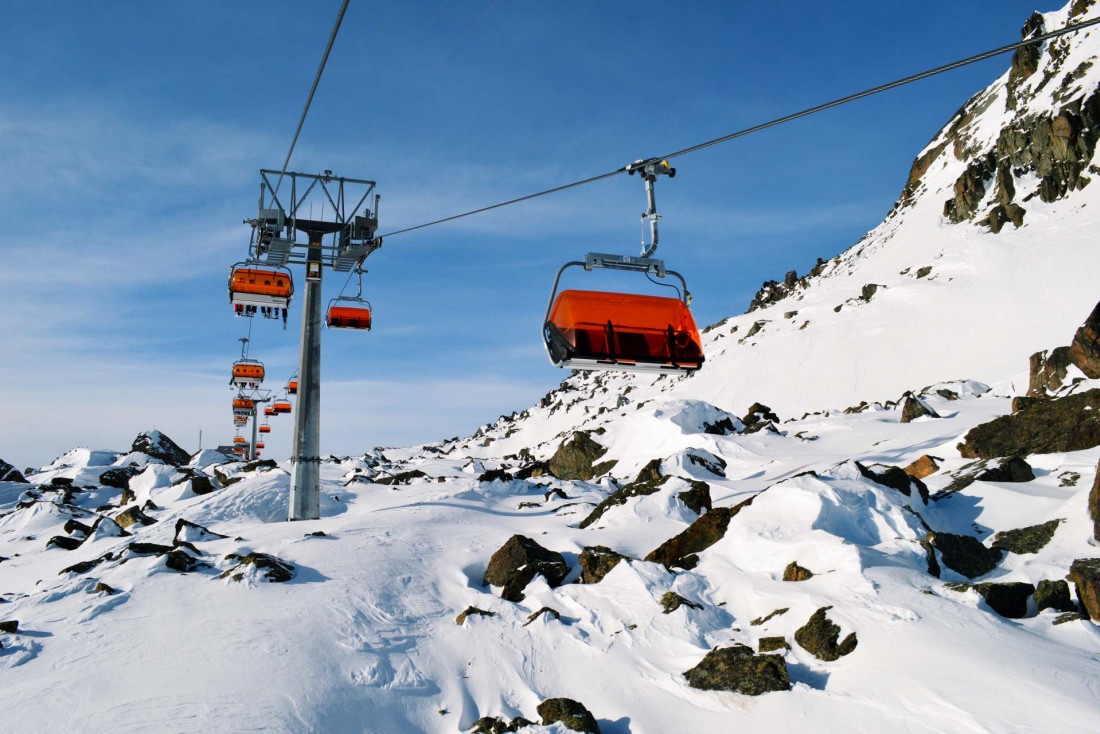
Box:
[250,408,259,461]
[288,235,323,520]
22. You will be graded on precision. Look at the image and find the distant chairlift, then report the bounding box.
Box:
[542,159,704,374]
[326,266,372,330]
[287,376,299,395]
[264,407,276,417]
[259,423,271,434]
[231,359,265,388]
[232,397,255,417]
[233,436,246,445]
[273,400,292,415]
[228,263,293,324]
[256,442,265,450]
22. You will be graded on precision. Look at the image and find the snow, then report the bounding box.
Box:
[2,4,1100,732]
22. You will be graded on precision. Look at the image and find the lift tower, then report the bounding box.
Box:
[247,169,380,521]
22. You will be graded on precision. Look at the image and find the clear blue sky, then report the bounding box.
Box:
[0,0,1053,467]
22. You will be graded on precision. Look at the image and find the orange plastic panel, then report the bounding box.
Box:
[230,268,293,297]
[274,402,292,414]
[259,425,271,434]
[327,305,372,330]
[233,437,245,444]
[256,442,265,449]
[264,407,275,416]
[546,290,704,367]
[232,398,255,410]
[232,364,265,381]
[288,380,298,394]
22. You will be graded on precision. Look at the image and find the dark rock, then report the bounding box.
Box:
[213,467,243,487]
[703,417,737,435]
[904,454,940,480]
[975,456,1035,483]
[92,582,117,595]
[478,468,513,483]
[857,462,929,502]
[221,552,294,582]
[645,496,755,569]
[916,266,933,278]
[514,461,549,480]
[683,644,791,695]
[1068,300,1100,378]
[1007,13,1044,109]
[794,607,858,661]
[165,549,203,572]
[750,608,788,626]
[543,487,569,502]
[114,506,157,529]
[1028,347,1073,396]
[547,432,615,481]
[468,716,508,734]
[174,519,228,544]
[678,481,712,515]
[90,516,129,539]
[958,389,1100,458]
[241,458,278,473]
[455,606,496,625]
[991,519,1061,554]
[782,561,814,582]
[741,403,779,429]
[63,519,93,538]
[60,553,114,575]
[483,535,568,601]
[536,698,601,733]
[1035,579,1076,613]
[46,535,84,551]
[0,620,17,634]
[523,607,561,626]
[49,477,74,486]
[758,637,789,653]
[975,582,1035,618]
[132,430,190,466]
[860,283,879,301]
[98,465,142,490]
[1091,458,1100,542]
[0,459,28,483]
[578,459,669,528]
[188,474,216,495]
[127,542,173,556]
[1012,396,1042,413]
[577,546,631,584]
[899,392,939,423]
[1053,611,1087,625]
[685,450,727,478]
[660,592,703,614]
[1068,558,1100,620]
[926,532,1003,579]
[376,469,428,486]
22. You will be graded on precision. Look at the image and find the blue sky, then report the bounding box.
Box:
[0,0,1053,467]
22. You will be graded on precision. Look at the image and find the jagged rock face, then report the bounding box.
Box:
[992,519,1061,554]
[131,431,190,466]
[1068,300,1100,378]
[577,545,630,584]
[899,393,939,423]
[794,607,858,661]
[1035,579,1076,613]
[957,388,1100,458]
[97,465,142,490]
[644,497,754,569]
[547,431,615,481]
[0,459,27,483]
[535,698,600,734]
[926,532,1003,579]
[857,462,930,502]
[904,455,940,480]
[1029,347,1073,396]
[1068,558,1100,620]
[948,581,1035,618]
[683,644,791,695]
[483,535,569,602]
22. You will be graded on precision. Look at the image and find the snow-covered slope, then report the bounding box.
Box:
[3,5,1100,734]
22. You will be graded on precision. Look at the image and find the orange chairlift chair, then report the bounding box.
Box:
[231,360,265,388]
[232,397,255,417]
[259,423,271,434]
[542,159,703,374]
[273,399,292,415]
[326,266,372,330]
[228,263,294,324]
[287,376,299,395]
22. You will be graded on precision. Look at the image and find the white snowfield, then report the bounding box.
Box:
[3,3,1100,733]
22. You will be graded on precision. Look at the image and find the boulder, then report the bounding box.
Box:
[958,389,1100,458]
[455,606,496,625]
[750,608,789,626]
[660,592,703,614]
[132,430,190,466]
[1092,459,1100,542]
[794,607,858,661]
[991,519,1061,554]
[899,392,940,423]
[468,717,534,734]
[97,465,142,490]
[172,469,216,496]
[904,455,940,480]
[1035,579,1076,613]
[92,582,117,595]
[0,620,18,634]
[925,532,1003,579]
[165,549,204,572]
[241,458,279,473]
[483,535,568,602]
[0,459,27,483]
[1028,347,1072,396]
[1068,558,1100,620]
[523,607,561,626]
[174,519,228,544]
[375,469,428,486]
[741,403,780,428]
[683,644,791,695]
[114,506,157,529]
[857,462,929,502]
[975,456,1035,483]
[127,542,174,556]
[220,552,294,582]
[972,582,1036,618]
[1012,396,1042,413]
[782,561,814,582]
[678,481,712,515]
[536,698,600,734]
[644,496,755,570]
[577,546,631,584]
[1068,300,1100,378]
[46,535,83,551]
[547,431,615,481]
[758,637,789,653]
[578,459,669,528]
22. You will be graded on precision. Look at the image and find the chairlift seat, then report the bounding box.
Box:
[273,401,292,414]
[229,266,294,308]
[544,289,704,373]
[231,361,265,386]
[288,380,299,395]
[327,304,372,330]
[259,425,271,434]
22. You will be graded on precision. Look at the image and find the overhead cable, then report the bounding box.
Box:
[379,15,1100,239]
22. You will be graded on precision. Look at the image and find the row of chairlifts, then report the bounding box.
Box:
[542,160,704,375]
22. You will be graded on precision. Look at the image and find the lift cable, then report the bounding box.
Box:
[273,0,352,197]
[378,15,1100,239]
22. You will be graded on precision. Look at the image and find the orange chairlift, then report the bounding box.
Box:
[287,374,299,395]
[256,441,265,450]
[259,423,271,434]
[232,396,256,417]
[233,435,246,445]
[233,416,248,428]
[542,159,704,374]
[273,395,293,414]
[230,337,265,388]
[326,266,372,330]
[264,406,276,417]
[228,262,293,325]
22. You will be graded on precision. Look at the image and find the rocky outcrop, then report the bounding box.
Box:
[991,519,1061,554]
[1090,458,1100,542]
[644,496,755,570]
[1068,300,1100,378]
[899,393,939,423]
[1028,347,1073,396]
[523,607,560,626]
[1068,558,1100,620]
[678,481,712,515]
[857,462,929,502]
[782,561,814,582]
[947,581,1035,618]
[577,546,631,584]
[547,432,615,481]
[220,552,294,582]
[132,430,190,466]
[660,592,703,614]
[904,455,940,480]
[535,698,600,734]
[741,403,780,434]
[578,459,668,528]
[483,535,569,602]
[1035,579,1076,613]
[747,264,826,313]
[794,607,857,661]
[758,637,789,653]
[974,456,1035,483]
[958,389,1100,458]
[0,459,27,483]
[455,606,495,625]
[97,465,142,490]
[683,644,791,695]
[925,532,1003,579]
[114,506,157,530]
